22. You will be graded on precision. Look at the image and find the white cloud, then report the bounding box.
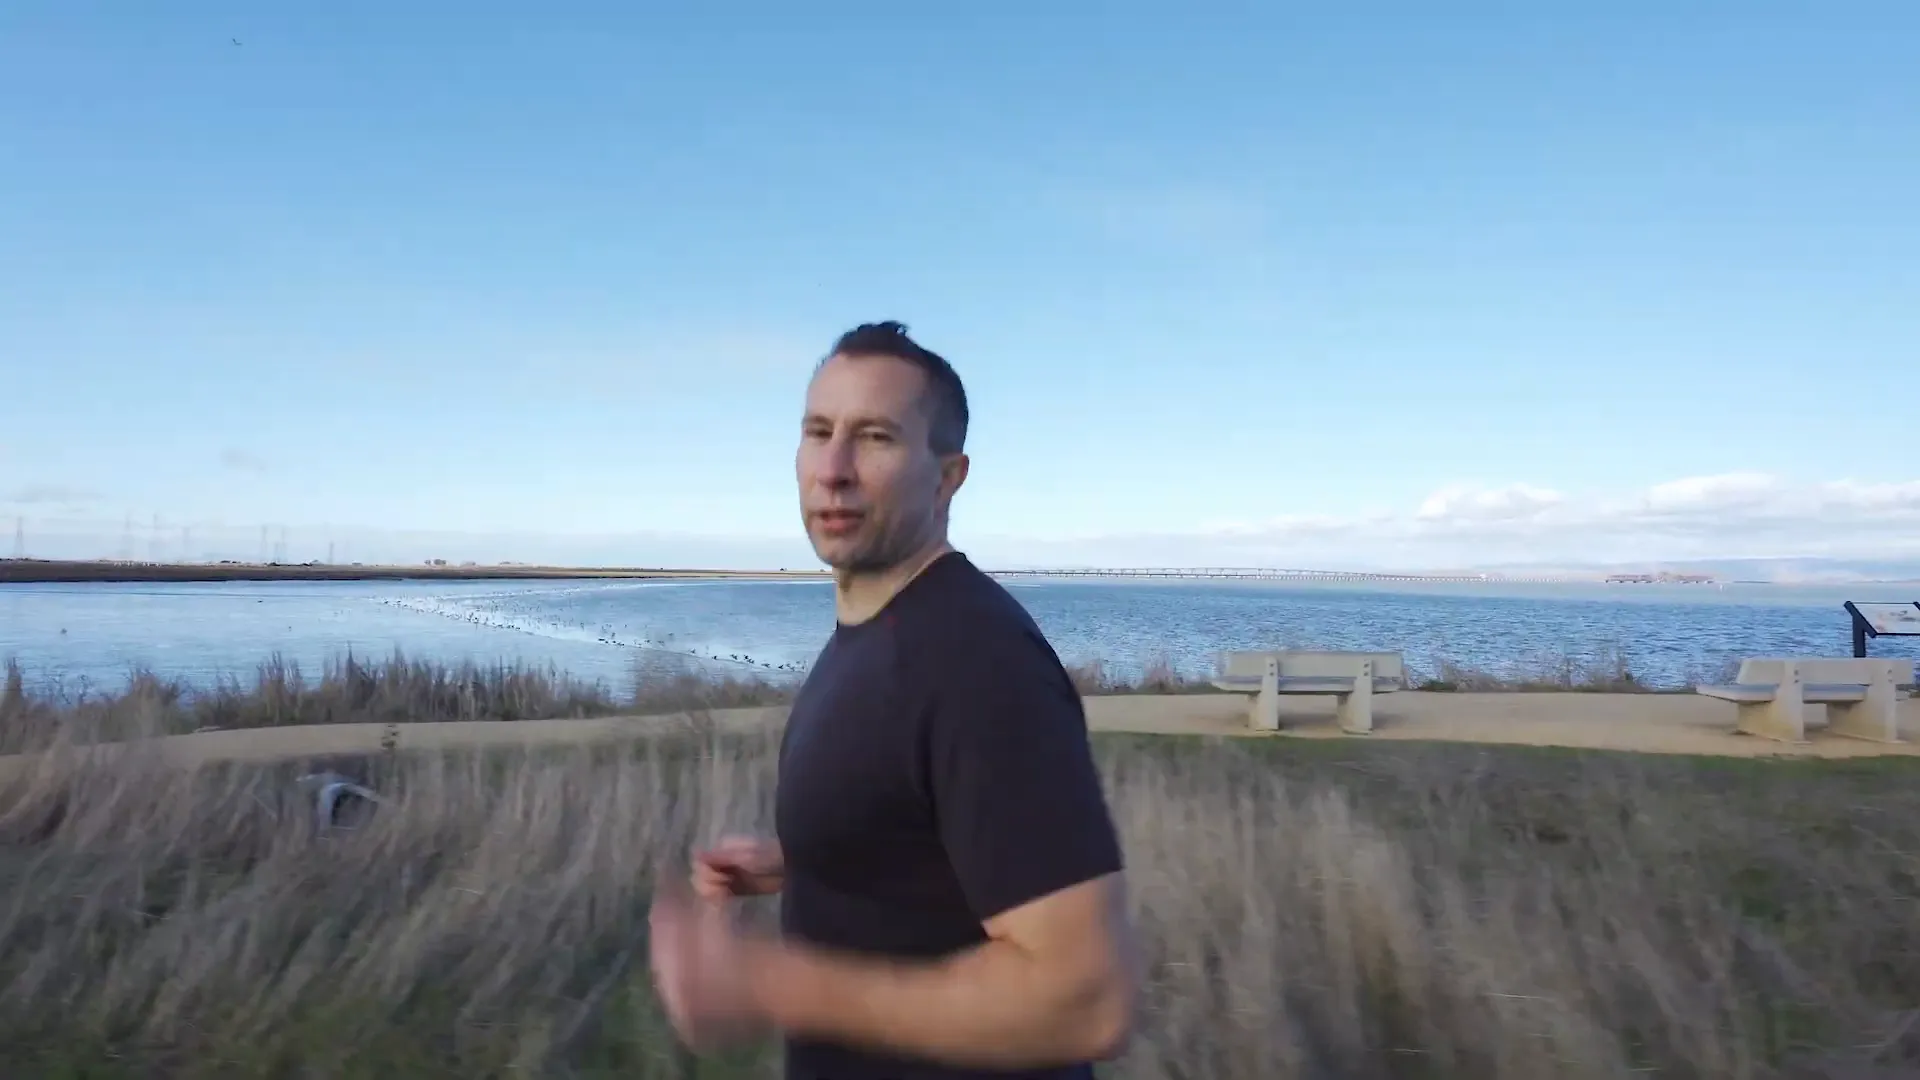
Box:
[1815,479,1920,514]
[1639,472,1778,514]
[1415,483,1565,523]
[18,472,1920,573]
[965,473,1920,570]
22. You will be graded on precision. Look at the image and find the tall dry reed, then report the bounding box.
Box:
[0,652,794,754]
[1,714,1916,1078]
[1,641,1709,758]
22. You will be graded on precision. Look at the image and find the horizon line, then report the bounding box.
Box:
[11,556,1920,588]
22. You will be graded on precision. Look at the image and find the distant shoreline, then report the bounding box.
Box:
[0,559,829,584]
[4,558,1914,589]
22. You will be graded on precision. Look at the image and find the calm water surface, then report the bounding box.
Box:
[3,576,1917,693]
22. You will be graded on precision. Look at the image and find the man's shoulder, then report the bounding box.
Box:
[890,553,1068,688]
[893,553,1046,641]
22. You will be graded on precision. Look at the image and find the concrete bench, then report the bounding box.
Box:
[1212,650,1407,734]
[1696,658,1910,744]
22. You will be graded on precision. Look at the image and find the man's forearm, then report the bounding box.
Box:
[749,936,1131,1068]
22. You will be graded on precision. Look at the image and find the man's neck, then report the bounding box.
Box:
[833,540,955,626]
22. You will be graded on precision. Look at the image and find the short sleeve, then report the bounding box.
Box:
[922,629,1125,922]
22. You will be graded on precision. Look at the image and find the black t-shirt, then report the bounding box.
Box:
[775,552,1126,1080]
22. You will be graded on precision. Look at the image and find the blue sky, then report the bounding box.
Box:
[3,2,1917,570]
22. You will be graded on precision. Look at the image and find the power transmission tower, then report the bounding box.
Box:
[180,525,192,563]
[149,513,162,562]
[326,540,335,565]
[11,516,23,559]
[121,514,135,561]
[259,525,269,563]
[275,526,288,564]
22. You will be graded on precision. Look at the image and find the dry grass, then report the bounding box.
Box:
[1066,655,1215,696]
[1,666,1918,1077]
[0,652,1210,756]
[1066,644,1731,695]
[1407,644,1733,693]
[0,642,1713,757]
[0,653,793,755]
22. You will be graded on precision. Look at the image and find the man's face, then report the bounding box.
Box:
[796,354,966,573]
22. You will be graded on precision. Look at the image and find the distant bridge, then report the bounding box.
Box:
[986,567,1581,585]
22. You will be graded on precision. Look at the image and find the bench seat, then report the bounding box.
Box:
[1696,682,1869,705]
[1693,658,1905,744]
[1211,675,1404,695]
[1211,650,1406,734]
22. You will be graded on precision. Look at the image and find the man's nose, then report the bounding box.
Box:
[815,432,858,486]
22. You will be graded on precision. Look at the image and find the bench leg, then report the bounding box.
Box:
[1734,701,1806,743]
[1827,675,1903,743]
[1336,660,1375,735]
[1734,664,1807,743]
[1250,660,1282,731]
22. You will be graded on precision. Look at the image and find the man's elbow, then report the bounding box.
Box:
[1064,968,1138,1061]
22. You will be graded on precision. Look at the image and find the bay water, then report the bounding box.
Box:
[5,575,1918,695]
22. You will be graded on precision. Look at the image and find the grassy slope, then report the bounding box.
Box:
[3,656,1916,1078]
[0,728,1916,1079]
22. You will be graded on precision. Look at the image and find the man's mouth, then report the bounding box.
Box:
[813,509,865,538]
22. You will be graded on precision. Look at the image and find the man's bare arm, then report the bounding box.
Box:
[749,873,1139,1068]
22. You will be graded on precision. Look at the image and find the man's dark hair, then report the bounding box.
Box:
[828,320,969,455]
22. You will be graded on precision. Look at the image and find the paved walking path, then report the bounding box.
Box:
[5,691,1918,780]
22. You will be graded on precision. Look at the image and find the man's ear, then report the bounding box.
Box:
[940,453,971,500]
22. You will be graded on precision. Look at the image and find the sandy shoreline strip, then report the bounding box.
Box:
[3,692,1917,779]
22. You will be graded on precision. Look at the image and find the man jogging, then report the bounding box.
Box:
[648,321,1141,1079]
